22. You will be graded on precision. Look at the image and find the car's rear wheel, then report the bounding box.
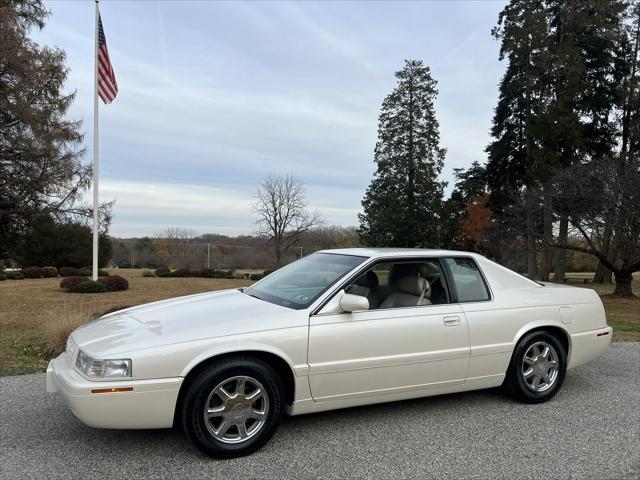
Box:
[504,331,567,403]
[181,357,283,458]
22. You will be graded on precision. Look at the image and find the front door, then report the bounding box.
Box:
[307,258,470,401]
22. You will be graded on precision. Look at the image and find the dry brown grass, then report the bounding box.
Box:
[41,303,93,359]
[0,269,251,375]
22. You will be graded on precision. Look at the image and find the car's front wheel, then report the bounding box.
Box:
[504,331,567,403]
[181,357,283,458]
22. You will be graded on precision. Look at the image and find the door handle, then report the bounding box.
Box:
[443,316,461,326]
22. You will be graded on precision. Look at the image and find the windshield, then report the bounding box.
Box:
[244,253,366,309]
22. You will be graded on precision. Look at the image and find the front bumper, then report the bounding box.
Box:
[47,353,183,429]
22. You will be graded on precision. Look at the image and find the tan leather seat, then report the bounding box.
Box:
[346,271,380,309]
[379,276,431,309]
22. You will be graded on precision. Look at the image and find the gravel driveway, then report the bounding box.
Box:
[1,343,638,479]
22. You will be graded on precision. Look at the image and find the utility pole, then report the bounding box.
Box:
[207,243,211,269]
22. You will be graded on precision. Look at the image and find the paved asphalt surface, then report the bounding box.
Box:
[1,343,638,480]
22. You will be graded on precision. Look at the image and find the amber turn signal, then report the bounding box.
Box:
[91,387,134,394]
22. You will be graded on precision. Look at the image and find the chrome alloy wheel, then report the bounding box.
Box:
[521,341,559,393]
[204,376,269,444]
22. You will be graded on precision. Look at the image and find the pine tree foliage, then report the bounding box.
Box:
[0,0,90,257]
[359,60,446,247]
[486,0,552,207]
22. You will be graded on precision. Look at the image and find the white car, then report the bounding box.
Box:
[47,248,612,458]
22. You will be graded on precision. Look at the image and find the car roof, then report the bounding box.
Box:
[316,247,485,259]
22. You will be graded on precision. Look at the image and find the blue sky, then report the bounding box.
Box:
[35,0,506,237]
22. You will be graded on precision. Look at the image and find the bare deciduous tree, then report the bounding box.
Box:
[254,174,321,266]
[160,227,196,268]
[552,155,640,297]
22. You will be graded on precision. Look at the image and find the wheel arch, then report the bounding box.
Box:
[174,346,297,426]
[513,322,572,361]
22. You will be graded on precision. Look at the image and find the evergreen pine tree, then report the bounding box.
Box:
[359,60,446,247]
[0,0,90,258]
[486,0,551,277]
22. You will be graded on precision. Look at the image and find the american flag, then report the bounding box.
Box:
[97,14,118,104]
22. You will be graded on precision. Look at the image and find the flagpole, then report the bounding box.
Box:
[92,0,100,281]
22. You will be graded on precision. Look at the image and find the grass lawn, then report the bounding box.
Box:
[0,269,251,376]
[0,270,638,376]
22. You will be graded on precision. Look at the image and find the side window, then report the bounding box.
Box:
[444,257,490,302]
[343,259,451,310]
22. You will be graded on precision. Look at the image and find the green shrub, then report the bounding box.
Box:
[157,271,175,278]
[42,266,58,278]
[59,267,78,277]
[190,269,201,277]
[60,276,89,291]
[263,269,275,276]
[0,273,6,281]
[21,266,43,278]
[208,269,234,279]
[173,268,191,277]
[142,270,155,277]
[154,266,170,276]
[98,275,129,292]
[73,280,108,294]
[201,270,213,278]
[249,273,263,281]
[5,271,25,280]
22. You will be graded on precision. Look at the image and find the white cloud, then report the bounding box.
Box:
[99,179,362,237]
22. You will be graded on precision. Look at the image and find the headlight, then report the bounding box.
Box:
[75,350,132,378]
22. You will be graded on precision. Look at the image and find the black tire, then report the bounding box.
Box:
[504,331,567,404]
[181,357,283,458]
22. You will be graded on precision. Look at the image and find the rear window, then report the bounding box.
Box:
[444,257,490,303]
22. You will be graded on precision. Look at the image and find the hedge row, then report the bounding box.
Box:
[0,266,109,279]
[154,267,236,279]
[2,271,25,280]
[60,274,129,294]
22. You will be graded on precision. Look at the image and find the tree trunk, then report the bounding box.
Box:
[526,188,538,279]
[539,182,553,281]
[554,216,568,283]
[274,240,282,267]
[612,270,635,297]
[593,225,614,283]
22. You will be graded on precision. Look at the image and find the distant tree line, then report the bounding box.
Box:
[359,1,639,297]
[110,225,360,270]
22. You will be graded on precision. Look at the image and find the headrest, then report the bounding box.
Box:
[397,276,431,298]
[390,263,438,283]
[354,271,379,288]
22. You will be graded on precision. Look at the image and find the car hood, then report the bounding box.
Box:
[71,289,299,357]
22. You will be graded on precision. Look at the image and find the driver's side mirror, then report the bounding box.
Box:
[339,293,369,313]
